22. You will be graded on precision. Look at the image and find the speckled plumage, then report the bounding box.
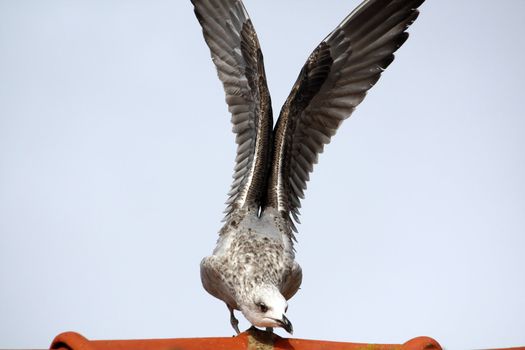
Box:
[201,207,302,311]
[191,0,424,334]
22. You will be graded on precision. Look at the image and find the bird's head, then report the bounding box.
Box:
[240,284,293,334]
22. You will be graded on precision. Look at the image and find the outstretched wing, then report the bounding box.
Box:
[266,0,424,234]
[192,0,273,219]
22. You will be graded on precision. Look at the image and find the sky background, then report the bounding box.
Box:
[1,1,524,349]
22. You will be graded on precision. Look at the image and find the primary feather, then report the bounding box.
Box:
[192,0,273,220]
[266,0,424,235]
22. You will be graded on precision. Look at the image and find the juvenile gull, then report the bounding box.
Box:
[191,0,424,334]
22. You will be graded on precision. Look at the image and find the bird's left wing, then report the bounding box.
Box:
[266,0,425,234]
[192,0,273,220]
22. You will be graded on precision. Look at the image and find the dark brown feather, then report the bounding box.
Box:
[266,0,425,235]
[192,0,273,220]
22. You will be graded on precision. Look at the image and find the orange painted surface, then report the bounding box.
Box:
[50,328,442,350]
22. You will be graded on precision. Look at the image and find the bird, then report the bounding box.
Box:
[191,0,424,335]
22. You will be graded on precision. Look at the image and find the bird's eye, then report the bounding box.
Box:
[256,302,268,313]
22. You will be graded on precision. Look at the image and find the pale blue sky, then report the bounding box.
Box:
[1,1,524,349]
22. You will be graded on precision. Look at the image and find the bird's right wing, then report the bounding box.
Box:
[266,0,424,234]
[192,0,273,220]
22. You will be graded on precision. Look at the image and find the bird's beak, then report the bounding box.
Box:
[278,314,293,334]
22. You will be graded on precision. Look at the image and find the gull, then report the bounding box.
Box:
[191,0,424,335]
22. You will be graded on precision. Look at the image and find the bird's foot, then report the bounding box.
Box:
[228,305,240,335]
[265,327,274,333]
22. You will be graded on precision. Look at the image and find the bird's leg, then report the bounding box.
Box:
[228,305,240,335]
[266,327,273,333]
